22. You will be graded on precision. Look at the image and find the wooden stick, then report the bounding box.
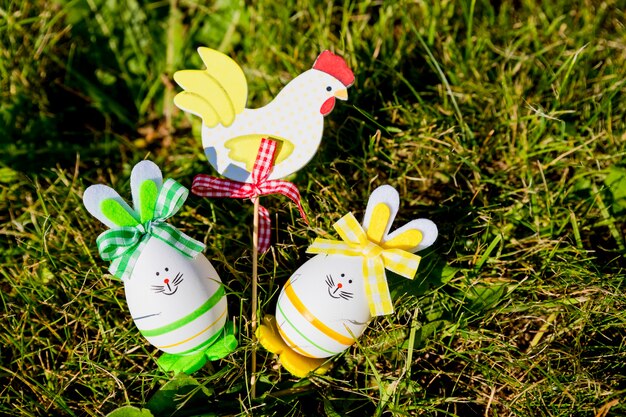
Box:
[251,197,260,399]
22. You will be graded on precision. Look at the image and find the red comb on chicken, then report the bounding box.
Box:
[313,51,356,87]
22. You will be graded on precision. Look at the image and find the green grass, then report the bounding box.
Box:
[1,0,626,415]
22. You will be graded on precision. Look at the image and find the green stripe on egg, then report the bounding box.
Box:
[140,284,225,338]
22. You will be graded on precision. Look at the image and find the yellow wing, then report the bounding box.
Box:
[225,135,294,171]
[173,47,248,127]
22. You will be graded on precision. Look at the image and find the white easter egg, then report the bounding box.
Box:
[125,237,228,355]
[275,254,371,358]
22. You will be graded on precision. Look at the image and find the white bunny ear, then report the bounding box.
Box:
[83,184,139,229]
[362,185,399,242]
[130,160,163,212]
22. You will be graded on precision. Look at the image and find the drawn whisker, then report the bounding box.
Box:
[133,312,161,321]
[326,274,335,286]
[339,291,353,300]
[151,285,164,290]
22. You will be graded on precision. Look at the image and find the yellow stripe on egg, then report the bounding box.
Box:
[284,283,354,346]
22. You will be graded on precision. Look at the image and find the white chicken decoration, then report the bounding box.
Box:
[173,48,355,183]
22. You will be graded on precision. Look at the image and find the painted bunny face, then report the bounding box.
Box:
[324,271,354,301]
[290,256,365,306]
[125,238,221,325]
[151,265,184,296]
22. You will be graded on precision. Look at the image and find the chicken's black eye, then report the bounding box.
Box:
[326,86,332,91]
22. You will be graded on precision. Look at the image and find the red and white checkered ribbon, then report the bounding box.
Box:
[191,138,307,253]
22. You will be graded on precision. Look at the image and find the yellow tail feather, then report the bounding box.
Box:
[197,47,247,114]
[173,70,236,126]
[173,47,248,127]
[173,92,220,127]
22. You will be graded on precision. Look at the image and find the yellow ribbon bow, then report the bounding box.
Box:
[307,211,423,317]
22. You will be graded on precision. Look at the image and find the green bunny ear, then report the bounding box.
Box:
[138,180,158,223]
[101,199,140,227]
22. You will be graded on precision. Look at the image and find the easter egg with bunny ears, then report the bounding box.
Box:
[83,160,237,374]
[258,185,437,377]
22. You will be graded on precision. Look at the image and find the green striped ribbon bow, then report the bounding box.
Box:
[96,178,205,280]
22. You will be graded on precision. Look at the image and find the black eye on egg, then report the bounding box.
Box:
[156,272,160,276]
[348,279,353,284]
[341,273,345,277]
[165,267,169,272]
[326,86,332,91]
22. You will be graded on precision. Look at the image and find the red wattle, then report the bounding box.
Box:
[320,97,336,115]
